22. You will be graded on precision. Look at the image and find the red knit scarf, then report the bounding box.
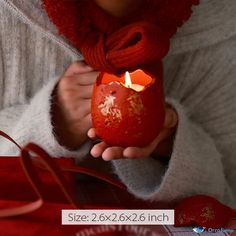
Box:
[42,0,199,75]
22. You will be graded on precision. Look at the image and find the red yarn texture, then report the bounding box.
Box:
[42,0,199,75]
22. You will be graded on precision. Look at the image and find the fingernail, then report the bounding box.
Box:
[90,150,100,158]
[123,150,130,159]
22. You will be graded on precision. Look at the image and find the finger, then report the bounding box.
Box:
[90,142,109,158]
[64,61,93,77]
[76,99,91,117]
[83,113,92,128]
[164,106,178,128]
[124,147,155,159]
[123,133,163,159]
[74,71,99,86]
[60,71,98,92]
[74,114,92,135]
[88,128,96,139]
[76,84,94,99]
[70,115,92,138]
[102,147,124,161]
[63,99,91,120]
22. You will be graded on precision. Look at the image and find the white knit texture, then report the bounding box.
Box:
[0,0,236,208]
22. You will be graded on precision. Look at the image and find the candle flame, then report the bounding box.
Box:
[125,71,132,88]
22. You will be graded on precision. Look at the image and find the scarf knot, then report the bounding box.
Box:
[43,0,199,74]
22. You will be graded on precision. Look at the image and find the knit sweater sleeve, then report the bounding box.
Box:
[0,77,91,157]
[111,37,236,208]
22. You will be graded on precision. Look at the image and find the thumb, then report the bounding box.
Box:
[151,105,177,149]
[164,105,178,129]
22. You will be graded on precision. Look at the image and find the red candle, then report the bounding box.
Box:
[91,69,165,147]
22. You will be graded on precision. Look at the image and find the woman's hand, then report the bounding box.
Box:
[88,104,178,161]
[52,61,98,149]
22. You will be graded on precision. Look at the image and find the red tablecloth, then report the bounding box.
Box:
[0,167,235,236]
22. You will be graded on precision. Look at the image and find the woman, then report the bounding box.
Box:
[0,0,235,208]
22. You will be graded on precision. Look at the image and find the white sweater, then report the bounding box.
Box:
[0,0,236,208]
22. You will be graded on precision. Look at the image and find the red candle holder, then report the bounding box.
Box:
[91,69,165,147]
